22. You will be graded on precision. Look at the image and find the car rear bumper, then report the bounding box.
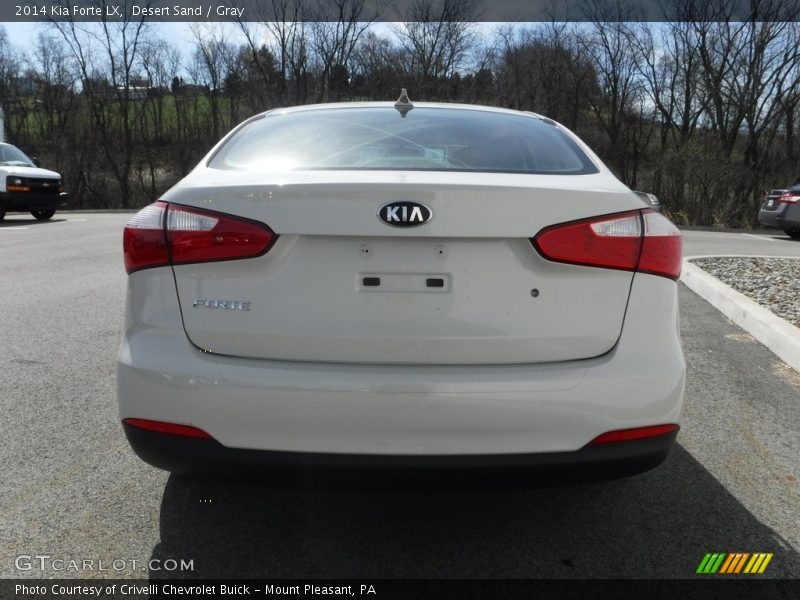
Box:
[123,421,678,481]
[0,191,68,211]
[117,269,685,471]
[759,203,800,229]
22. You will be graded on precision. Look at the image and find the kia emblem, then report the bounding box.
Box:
[378,201,432,227]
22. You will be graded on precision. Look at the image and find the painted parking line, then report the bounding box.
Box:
[741,233,775,242]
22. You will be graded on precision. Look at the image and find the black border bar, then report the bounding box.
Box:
[3,579,800,600]
[6,0,800,23]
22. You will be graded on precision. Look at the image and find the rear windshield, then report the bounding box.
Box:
[209,107,598,175]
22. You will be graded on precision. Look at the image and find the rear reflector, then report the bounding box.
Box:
[589,424,679,445]
[124,202,276,273]
[533,209,682,280]
[123,418,213,439]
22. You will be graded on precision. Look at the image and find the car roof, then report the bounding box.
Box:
[263,101,553,122]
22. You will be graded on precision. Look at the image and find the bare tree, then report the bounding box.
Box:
[396,0,480,98]
[0,27,26,144]
[350,30,405,100]
[494,23,596,129]
[309,0,383,101]
[188,24,242,141]
[51,0,151,208]
[578,2,645,181]
[25,33,85,199]
[235,0,311,106]
[0,7,791,226]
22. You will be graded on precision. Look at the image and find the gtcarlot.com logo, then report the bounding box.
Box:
[15,555,194,573]
[696,552,773,574]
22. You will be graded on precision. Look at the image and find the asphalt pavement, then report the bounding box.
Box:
[1,214,798,579]
[683,228,800,258]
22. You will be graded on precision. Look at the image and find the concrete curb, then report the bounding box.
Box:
[681,258,800,374]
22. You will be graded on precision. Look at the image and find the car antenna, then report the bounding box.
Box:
[394,89,414,117]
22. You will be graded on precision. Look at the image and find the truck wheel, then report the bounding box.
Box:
[31,209,55,221]
[786,229,800,240]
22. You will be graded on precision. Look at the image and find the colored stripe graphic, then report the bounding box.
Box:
[697,553,726,573]
[744,554,761,573]
[711,553,726,573]
[721,553,738,574]
[719,554,735,573]
[726,552,750,574]
[744,553,774,574]
[696,554,713,573]
[698,552,773,574]
[758,554,773,573]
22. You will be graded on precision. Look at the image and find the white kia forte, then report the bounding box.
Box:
[118,99,685,480]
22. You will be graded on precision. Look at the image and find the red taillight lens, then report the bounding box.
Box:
[778,193,799,204]
[123,202,276,274]
[123,418,213,439]
[533,209,682,280]
[123,201,168,273]
[589,424,679,444]
[638,211,683,280]
[534,210,643,271]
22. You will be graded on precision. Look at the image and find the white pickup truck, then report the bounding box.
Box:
[0,142,68,221]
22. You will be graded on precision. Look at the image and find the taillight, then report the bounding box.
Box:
[638,211,683,279]
[123,202,276,274]
[778,193,799,204]
[123,201,168,273]
[533,209,682,280]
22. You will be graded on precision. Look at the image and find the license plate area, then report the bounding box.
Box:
[357,273,450,292]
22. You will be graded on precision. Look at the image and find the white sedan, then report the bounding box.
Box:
[118,99,685,481]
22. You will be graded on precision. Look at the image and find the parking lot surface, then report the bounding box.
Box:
[683,228,800,258]
[1,214,798,578]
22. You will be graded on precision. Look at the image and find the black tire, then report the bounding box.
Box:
[0,209,5,222]
[31,209,55,221]
[785,229,800,240]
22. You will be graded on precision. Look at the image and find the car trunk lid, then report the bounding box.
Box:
[165,170,643,365]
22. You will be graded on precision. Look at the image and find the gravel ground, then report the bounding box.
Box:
[691,257,800,327]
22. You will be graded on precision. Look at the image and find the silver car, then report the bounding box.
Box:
[118,100,685,481]
[759,187,800,239]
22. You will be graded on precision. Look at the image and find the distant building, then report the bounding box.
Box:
[81,77,154,100]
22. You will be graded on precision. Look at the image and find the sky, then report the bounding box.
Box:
[5,21,221,53]
[3,20,487,56]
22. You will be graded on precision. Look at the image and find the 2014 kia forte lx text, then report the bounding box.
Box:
[117,99,685,480]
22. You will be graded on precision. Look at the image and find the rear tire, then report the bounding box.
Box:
[31,209,55,221]
[786,229,800,239]
[0,209,5,222]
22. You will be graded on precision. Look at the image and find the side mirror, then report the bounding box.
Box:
[31,157,41,167]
